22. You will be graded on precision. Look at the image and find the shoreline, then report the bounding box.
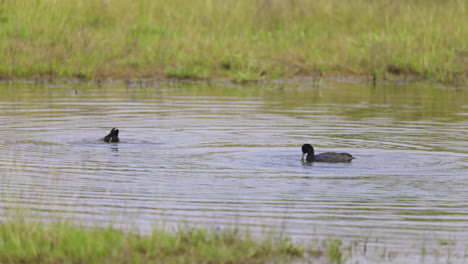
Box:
[1,73,460,88]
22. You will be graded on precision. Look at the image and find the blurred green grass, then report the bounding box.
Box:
[0,0,466,83]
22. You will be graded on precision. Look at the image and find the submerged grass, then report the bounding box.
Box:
[0,218,345,263]
[0,0,466,83]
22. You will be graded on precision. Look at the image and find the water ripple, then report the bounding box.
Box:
[1,82,468,262]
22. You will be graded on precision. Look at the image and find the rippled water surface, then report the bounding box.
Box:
[1,80,467,263]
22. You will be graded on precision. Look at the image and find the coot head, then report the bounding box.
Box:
[301,143,314,160]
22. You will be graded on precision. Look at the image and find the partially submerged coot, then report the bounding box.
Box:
[103,128,119,143]
[301,143,354,162]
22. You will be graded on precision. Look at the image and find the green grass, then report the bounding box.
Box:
[0,0,466,83]
[0,218,347,263]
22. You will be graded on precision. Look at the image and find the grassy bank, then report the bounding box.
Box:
[0,219,345,263]
[0,0,466,83]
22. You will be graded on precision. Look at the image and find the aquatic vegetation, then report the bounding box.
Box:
[0,0,466,83]
[0,218,346,263]
[326,239,344,264]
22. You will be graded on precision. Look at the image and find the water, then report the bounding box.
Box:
[1,80,467,263]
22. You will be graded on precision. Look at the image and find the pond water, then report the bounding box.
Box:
[1,80,467,263]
